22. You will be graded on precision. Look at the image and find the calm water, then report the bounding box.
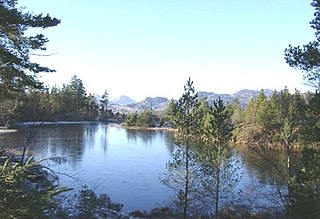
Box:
[0,122,280,211]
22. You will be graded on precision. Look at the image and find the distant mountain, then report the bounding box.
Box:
[108,89,274,114]
[197,91,233,106]
[110,95,137,106]
[233,89,273,107]
[197,89,273,107]
[109,96,170,114]
[133,97,170,110]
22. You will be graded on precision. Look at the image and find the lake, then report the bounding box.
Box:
[0,122,281,212]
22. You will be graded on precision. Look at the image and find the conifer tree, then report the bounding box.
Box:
[198,97,239,218]
[0,0,60,126]
[285,0,320,89]
[246,89,306,209]
[162,78,199,218]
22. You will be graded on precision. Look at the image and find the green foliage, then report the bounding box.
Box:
[0,0,60,126]
[230,98,243,128]
[198,97,240,217]
[0,149,126,219]
[138,110,158,127]
[232,89,310,211]
[290,147,320,219]
[98,90,110,120]
[65,75,88,113]
[16,75,104,121]
[163,79,241,218]
[18,88,53,121]
[175,78,199,137]
[162,145,202,213]
[74,187,123,219]
[284,0,320,89]
[162,78,199,218]
[287,92,320,218]
[165,99,178,127]
[124,110,159,127]
[202,97,234,145]
[100,89,109,109]
[302,92,320,143]
[238,89,306,148]
[124,112,138,126]
[0,151,66,219]
[0,0,60,91]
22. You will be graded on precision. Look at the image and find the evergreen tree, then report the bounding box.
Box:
[18,88,53,121]
[162,78,199,218]
[238,90,269,143]
[68,75,87,113]
[99,89,110,120]
[287,92,320,218]
[165,99,178,126]
[285,0,320,89]
[124,112,138,126]
[245,89,306,210]
[100,89,109,110]
[302,92,320,143]
[230,98,243,127]
[198,97,239,218]
[290,147,320,219]
[138,109,157,127]
[86,93,99,120]
[0,0,60,126]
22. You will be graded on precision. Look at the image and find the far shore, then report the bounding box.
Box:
[0,122,176,133]
[112,124,176,132]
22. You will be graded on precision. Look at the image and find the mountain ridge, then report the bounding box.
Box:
[110,95,137,106]
[109,89,274,114]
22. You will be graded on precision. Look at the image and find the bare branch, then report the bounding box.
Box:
[0,62,10,68]
[30,52,58,57]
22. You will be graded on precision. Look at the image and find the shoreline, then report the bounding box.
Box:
[0,127,17,135]
[112,124,176,132]
[0,122,176,133]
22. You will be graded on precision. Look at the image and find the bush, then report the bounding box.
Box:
[0,150,66,219]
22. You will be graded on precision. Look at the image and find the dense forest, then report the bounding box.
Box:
[1,0,320,218]
[0,73,125,125]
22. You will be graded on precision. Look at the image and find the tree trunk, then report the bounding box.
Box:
[215,168,220,219]
[286,141,293,209]
[183,141,189,219]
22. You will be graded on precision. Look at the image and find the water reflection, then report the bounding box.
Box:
[163,131,175,154]
[236,145,301,209]
[125,128,176,154]
[0,123,288,212]
[0,123,176,211]
[125,128,156,145]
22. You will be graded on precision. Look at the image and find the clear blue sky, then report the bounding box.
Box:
[20,0,315,101]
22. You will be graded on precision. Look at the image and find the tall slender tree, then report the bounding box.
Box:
[162,78,199,218]
[198,97,238,218]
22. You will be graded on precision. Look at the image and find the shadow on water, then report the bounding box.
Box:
[0,123,101,166]
[125,128,156,145]
[0,123,177,211]
[125,128,176,154]
[0,122,290,213]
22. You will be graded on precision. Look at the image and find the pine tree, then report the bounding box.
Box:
[198,97,239,218]
[0,0,60,126]
[246,89,306,209]
[284,0,320,89]
[162,78,199,218]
